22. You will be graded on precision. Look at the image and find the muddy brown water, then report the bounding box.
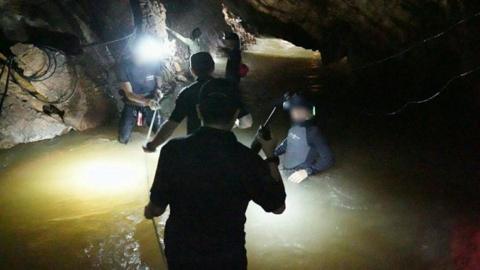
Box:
[0,52,477,269]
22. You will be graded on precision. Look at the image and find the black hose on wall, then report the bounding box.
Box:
[0,58,13,116]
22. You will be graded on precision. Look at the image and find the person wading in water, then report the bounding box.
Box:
[144,79,286,270]
[116,38,175,144]
[143,52,252,152]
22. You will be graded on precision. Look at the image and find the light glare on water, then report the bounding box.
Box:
[0,53,464,270]
[247,38,320,58]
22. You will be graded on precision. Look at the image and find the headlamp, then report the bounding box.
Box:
[133,35,175,63]
[282,92,315,113]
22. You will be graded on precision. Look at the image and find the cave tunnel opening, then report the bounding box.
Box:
[0,1,479,270]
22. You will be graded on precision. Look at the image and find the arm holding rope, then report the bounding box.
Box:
[121,82,158,108]
[145,141,174,218]
[144,120,179,152]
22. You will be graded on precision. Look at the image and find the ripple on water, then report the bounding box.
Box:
[83,211,148,269]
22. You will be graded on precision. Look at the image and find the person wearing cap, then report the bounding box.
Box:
[144,78,286,270]
[143,52,252,152]
[274,93,335,183]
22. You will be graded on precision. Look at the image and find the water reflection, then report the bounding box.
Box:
[0,53,466,270]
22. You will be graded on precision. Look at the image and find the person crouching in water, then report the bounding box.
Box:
[274,93,334,184]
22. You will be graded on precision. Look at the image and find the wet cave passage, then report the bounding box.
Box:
[0,1,479,270]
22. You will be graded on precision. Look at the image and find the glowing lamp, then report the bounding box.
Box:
[134,35,175,63]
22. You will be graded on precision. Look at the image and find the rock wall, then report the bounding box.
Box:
[0,44,114,149]
[222,0,480,114]
[0,80,71,149]
[223,0,480,64]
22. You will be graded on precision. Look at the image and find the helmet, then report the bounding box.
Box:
[283,92,314,111]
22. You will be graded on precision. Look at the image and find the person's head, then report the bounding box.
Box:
[197,79,240,129]
[290,106,313,123]
[283,93,314,123]
[130,36,168,66]
[190,52,215,78]
[223,32,240,50]
[191,27,202,40]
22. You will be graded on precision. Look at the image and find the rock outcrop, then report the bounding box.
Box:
[0,44,113,149]
[0,77,71,149]
[223,0,480,64]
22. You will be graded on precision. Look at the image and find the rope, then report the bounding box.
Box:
[0,61,6,84]
[23,46,60,82]
[353,10,480,72]
[81,31,136,48]
[351,10,480,116]
[0,58,13,116]
[7,46,79,105]
[143,109,168,268]
[0,49,77,115]
[362,64,480,116]
[151,217,167,267]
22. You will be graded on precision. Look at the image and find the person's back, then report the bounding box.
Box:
[166,129,253,239]
[144,52,253,153]
[160,128,283,268]
[145,79,285,269]
[170,76,212,134]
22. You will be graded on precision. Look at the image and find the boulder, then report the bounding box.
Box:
[11,43,113,130]
[0,83,71,149]
[0,43,114,149]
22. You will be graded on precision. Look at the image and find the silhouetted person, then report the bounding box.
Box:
[222,32,242,85]
[274,93,334,183]
[143,52,252,152]
[167,27,203,56]
[144,78,286,270]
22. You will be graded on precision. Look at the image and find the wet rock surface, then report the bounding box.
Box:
[224,0,480,63]
[0,43,113,148]
[0,83,71,149]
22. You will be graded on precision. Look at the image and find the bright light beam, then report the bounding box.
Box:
[134,35,175,63]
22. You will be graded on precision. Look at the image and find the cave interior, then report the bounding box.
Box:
[0,0,479,269]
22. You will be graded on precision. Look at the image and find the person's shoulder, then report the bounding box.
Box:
[306,125,322,136]
[116,59,132,81]
[307,124,321,133]
[306,124,328,144]
[118,58,133,69]
[162,136,191,152]
[305,125,323,139]
[178,81,201,97]
[234,142,264,164]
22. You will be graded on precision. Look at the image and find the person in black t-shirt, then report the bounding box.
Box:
[144,79,286,270]
[143,52,252,152]
[116,56,174,144]
[222,32,242,86]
